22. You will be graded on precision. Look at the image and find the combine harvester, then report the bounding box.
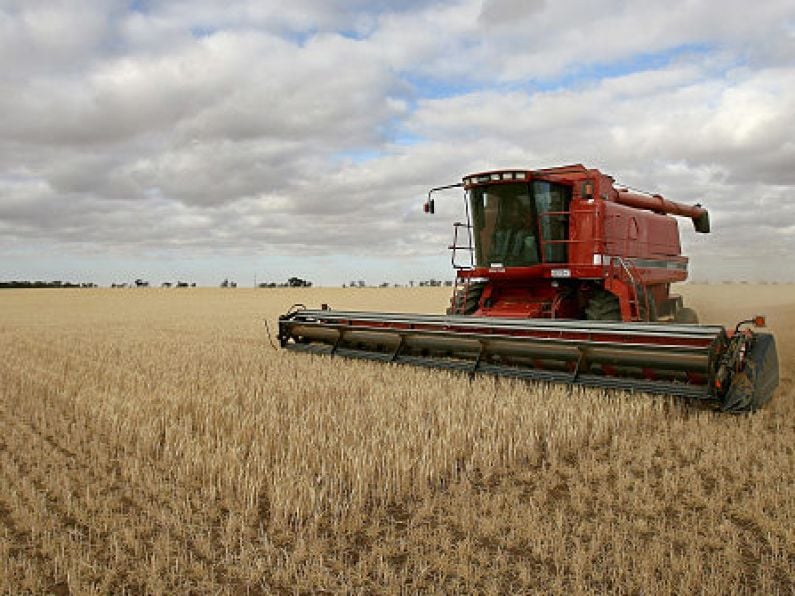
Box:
[279,165,778,412]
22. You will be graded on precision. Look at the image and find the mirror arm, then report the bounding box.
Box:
[424,182,464,215]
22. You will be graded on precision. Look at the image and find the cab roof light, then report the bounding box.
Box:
[466,171,527,184]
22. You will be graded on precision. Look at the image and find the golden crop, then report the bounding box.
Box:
[0,285,793,593]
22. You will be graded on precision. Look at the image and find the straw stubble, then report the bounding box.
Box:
[0,286,792,593]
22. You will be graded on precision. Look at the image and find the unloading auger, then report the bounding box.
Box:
[278,165,779,412]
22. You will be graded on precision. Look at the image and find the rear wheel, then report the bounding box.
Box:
[674,307,699,324]
[585,290,621,321]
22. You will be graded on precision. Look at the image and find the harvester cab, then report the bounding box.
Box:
[426,164,709,323]
[279,164,779,412]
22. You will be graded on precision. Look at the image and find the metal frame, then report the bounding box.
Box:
[279,309,727,402]
[284,343,710,400]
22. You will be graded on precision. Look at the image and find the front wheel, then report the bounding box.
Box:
[585,290,621,321]
[446,282,485,315]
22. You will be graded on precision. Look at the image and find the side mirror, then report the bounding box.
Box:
[423,198,435,214]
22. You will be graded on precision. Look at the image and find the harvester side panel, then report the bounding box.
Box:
[602,202,683,261]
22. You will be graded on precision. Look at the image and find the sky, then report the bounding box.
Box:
[1,0,795,286]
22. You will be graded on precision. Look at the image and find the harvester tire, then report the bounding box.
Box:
[721,333,779,412]
[447,282,485,315]
[585,290,621,321]
[674,307,699,324]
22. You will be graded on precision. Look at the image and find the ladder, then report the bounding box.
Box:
[611,256,649,321]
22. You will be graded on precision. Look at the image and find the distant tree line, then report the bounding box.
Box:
[3,276,460,290]
[416,279,452,287]
[0,280,97,289]
[343,279,453,288]
[159,281,196,288]
[96,276,314,288]
[110,280,196,288]
[258,277,312,288]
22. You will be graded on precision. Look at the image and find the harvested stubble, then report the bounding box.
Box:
[0,286,793,593]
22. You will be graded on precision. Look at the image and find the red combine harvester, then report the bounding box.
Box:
[279,165,779,412]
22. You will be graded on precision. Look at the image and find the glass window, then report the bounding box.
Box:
[469,181,571,267]
[533,181,570,263]
[469,183,539,267]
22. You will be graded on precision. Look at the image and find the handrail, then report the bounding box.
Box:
[612,256,636,286]
[610,256,650,321]
[449,222,475,269]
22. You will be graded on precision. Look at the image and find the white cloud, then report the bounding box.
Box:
[1,0,795,284]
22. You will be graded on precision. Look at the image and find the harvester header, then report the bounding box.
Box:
[279,164,779,412]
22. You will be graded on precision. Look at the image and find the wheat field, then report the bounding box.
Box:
[0,285,793,593]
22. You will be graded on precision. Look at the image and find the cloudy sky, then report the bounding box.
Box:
[2,0,794,286]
